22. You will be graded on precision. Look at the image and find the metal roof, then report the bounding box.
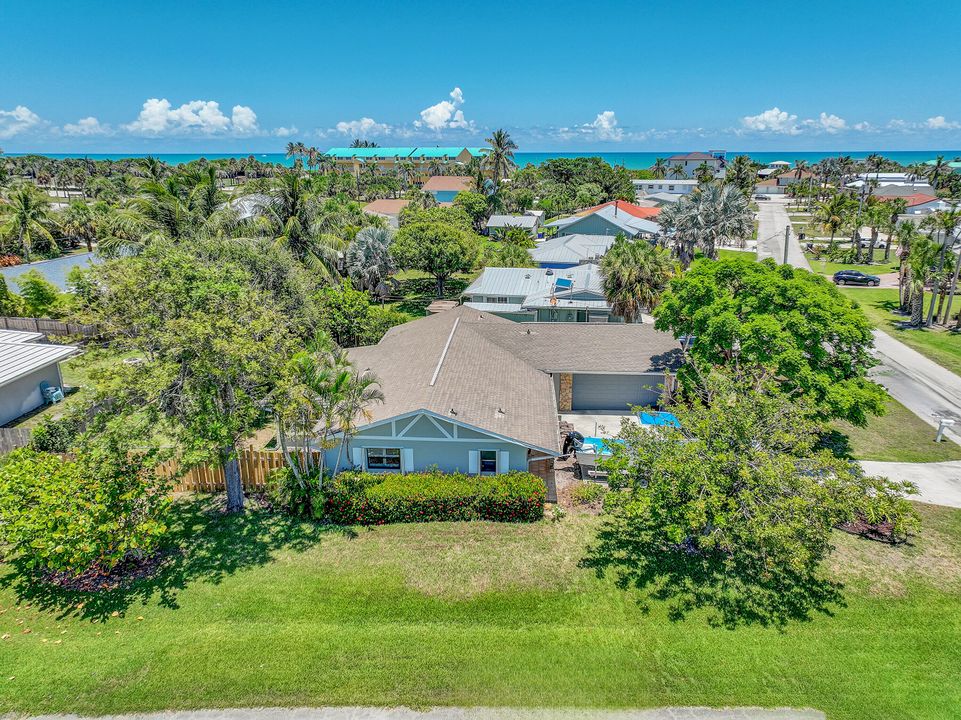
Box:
[547,205,661,236]
[0,329,45,343]
[486,214,539,229]
[529,234,617,265]
[0,341,78,389]
[324,147,488,160]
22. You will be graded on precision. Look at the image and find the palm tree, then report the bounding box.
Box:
[907,235,939,327]
[814,194,850,250]
[600,235,675,323]
[694,161,714,184]
[926,155,950,193]
[332,367,384,476]
[658,184,753,268]
[484,129,517,188]
[0,184,55,261]
[349,139,379,148]
[651,158,668,179]
[670,164,686,179]
[894,221,921,309]
[923,208,961,325]
[345,226,395,292]
[60,200,97,252]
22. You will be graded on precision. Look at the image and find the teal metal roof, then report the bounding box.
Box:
[324,147,414,159]
[324,146,489,160]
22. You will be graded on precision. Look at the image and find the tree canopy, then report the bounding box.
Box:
[391,221,479,296]
[654,257,885,425]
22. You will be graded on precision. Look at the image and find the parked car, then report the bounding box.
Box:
[859,238,887,249]
[754,194,771,200]
[833,270,880,286]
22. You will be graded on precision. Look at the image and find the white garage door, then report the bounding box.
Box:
[571,373,664,412]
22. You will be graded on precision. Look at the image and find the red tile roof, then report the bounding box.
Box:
[578,200,661,219]
[882,193,939,208]
[422,175,473,192]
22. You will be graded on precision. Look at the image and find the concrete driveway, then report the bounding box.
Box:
[861,460,961,509]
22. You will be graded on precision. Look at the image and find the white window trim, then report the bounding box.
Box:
[365,447,402,472]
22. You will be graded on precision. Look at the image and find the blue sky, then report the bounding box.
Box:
[2,0,960,152]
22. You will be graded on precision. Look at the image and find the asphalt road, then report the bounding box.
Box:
[755,198,811,270]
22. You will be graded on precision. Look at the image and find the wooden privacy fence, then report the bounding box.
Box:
[0,316,99,338]
[0,428,32,454]
[160,448,320,493]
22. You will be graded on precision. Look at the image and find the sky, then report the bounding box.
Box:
[2,0,961,153]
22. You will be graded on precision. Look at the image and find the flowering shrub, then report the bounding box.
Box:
[325,471,545,525]
[0,254,23,268]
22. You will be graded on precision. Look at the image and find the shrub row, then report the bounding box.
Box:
[324,471,546,525]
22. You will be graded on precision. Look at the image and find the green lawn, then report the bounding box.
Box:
[830,396,961,462]
[805,254,898,277]
[717,248,756,261]
[388,271,478,317]
[1,498,960,718]
[841,287,961,376]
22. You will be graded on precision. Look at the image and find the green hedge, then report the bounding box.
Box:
[325,471,546,525]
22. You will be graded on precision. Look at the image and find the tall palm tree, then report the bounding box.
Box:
[60,199,97,252]
[670,164,686,180]
[814,193,850,250]
[484,129,517,189]
[332,367,385,476]
[651,158,668,179]
[0,184,55,261]
[926,155,950,193]
[694,161,714,184]
[923,208,961,325]
[600,235,675,323]
[894,220,922,309]
[907,235,939,327]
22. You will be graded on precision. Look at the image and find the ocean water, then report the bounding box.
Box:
[8,150,961,170]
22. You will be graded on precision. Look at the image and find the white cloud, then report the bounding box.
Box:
[0,105,42,139]
[415,87,473,132]
[335,117,391,137]
[926,115,961,130]
[587,110,624,141]
[62,116,110,136]
[853,121,874,132]
[814,112,846,134]
[230,105,259,135]
[273,126,298,138]
[741,107,800,134]
[125,98,260,136]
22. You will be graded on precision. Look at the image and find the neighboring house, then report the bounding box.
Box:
[644,191,683,205]
[323,147,488,180]
[422,175,474,203]
[547,201,661,239]
[325,306,683,486]
[872,183,937,198]
[633,179,698,200]
[528,234,617,268]
[485,213,542,238]
[362,198,410,228]
[463,264,626,323]
[897,194,955,215]
[753,178,785,195]
[777,169,815,187]
[662,152,726,179]
[0,330,78,426]
[757,161,791,178]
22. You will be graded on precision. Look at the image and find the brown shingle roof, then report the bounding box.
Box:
[422,175,473,192]
[363,199,410,216]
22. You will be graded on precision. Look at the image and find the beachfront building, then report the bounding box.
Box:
[661,152,726,179]
[546,201,661,239]
[323,147,487,181]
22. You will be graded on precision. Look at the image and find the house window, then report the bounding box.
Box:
[668,185,675,191]
[366,447,401,470]
[484,296,509,304]
[479,450,498,474]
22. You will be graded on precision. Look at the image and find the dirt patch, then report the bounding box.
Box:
[42,551,173,593]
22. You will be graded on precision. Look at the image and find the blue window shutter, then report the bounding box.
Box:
[468,450,480,475]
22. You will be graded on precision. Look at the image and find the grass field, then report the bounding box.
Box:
[830,395,961,462]
[805,254,899,277]
[717,248,757,261]
[1,498,960,718]
[841,287,961,376]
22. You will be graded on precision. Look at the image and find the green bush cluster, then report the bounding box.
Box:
[324,471,546,525]
[570,480,608,505]
[0,448,170,575]
[30,414,84,453]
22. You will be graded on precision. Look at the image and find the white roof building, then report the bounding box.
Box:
[0,330,79,426]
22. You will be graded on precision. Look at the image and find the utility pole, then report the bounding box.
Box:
[783,225,790,265]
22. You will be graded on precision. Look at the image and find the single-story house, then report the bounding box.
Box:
[872,183,937,198]
[422,175,474,203]
[633,179,698,200]
[777,169,815,186]
[0,330,78,426]
[528,234,618,268]
[754,178,785,195]
[644,191,683,205]
[362,198,410,228]
[898,194,955,215]
[325,306,683,487]
[485,213,542,238]
[547,201,661,239]
[463,264,626,323]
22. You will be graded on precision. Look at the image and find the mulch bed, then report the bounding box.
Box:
[42,551,173,593]
[837,517,904,544]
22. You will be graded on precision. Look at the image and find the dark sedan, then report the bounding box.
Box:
[833,270,880,286]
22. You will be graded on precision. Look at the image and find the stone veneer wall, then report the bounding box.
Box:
[558,373,573,412]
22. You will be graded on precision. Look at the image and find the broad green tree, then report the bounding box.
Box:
[391,222,479,296]
[654,257,885,425]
